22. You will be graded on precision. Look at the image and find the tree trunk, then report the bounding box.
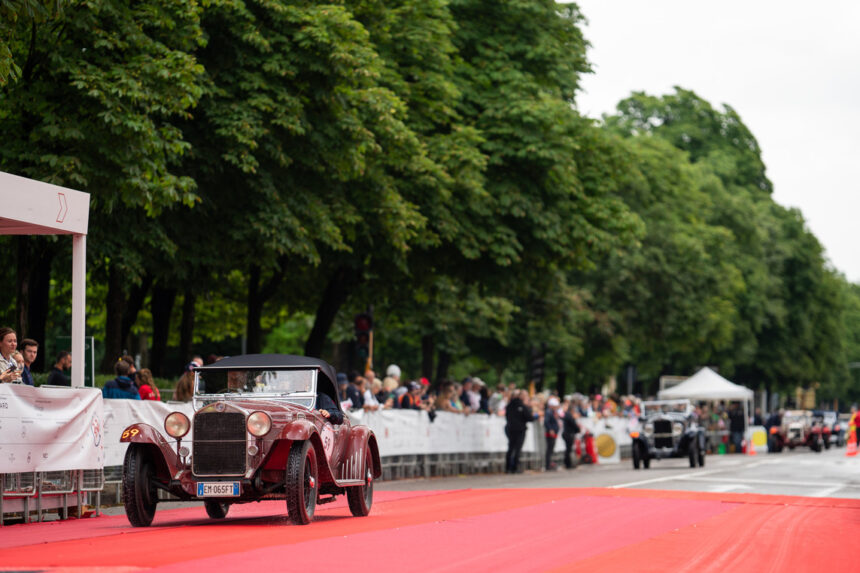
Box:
[15,236,32,338]
[421,334,434,381]
[246,263,287,354]
[304,266,353,358]
[179,289,196,362]
[100,265,125,373]
[435,350,451,387]
[121,275,152,352]
[555,370,567,398]
[28,248,53,372]
[150,285,177,377]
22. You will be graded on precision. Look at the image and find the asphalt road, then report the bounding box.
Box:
[378,446,860,498]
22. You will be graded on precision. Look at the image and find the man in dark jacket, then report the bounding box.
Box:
[505,390,535,473]
[102,359,141,400]
[562,401,580,469]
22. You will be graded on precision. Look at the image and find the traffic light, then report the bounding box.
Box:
[354,313,373,367]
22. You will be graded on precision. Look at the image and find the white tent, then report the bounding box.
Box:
[0,171,90,387]
[658,367,753,401]
[658,366,755,452]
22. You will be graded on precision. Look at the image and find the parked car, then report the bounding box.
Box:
[120,354,381,527]
[630,399,707,469]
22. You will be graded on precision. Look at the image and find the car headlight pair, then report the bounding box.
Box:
[672,422,684,435]
[163,411,273,438]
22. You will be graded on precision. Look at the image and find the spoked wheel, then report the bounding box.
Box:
[286,440,318,525]
[347,449,374,517]
[122,444,158,527]
[204,500,230,519]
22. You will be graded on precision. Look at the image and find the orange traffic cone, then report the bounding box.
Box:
[846,429,857,457]
[747,438,756,456]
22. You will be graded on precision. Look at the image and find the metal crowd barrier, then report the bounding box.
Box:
[1,469,104,525]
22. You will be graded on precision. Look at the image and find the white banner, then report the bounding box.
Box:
[0,384,103,472]
[102,400,195,466]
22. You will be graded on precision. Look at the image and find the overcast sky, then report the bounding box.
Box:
[573,1,860,283]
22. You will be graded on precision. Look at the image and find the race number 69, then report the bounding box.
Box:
[122,428,140,439]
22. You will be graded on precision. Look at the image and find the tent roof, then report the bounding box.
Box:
[0,171,89,235]
[658,367,753,401]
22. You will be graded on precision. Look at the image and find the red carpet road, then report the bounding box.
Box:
[0,488,857,572]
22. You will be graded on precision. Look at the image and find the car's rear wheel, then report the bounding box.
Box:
[286,440,318,525]
[347,448,374,517]
[204,500,229,519]
[632,442,641,470]
[688,441,698,468]
[122,444,158,527]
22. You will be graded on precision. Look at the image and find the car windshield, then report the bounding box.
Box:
[195,369,316,401]
[642,400,691,417]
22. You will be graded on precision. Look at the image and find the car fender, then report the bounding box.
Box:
[277,418,317,442]
[119,422,180,480]
[341,426,382,480]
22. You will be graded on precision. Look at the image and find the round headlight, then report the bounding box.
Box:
[247,411,272,437]
[644,422,654,434]
[672,422,683,435]
[164,412,190,438]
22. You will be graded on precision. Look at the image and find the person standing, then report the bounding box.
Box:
[544,397,560,470]
[46,351,72,386]
[505,390,535,473]
[19,338,38,386]
[562,400,581,469]
[102,359,141,399]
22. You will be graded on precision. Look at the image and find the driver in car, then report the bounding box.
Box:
[317,390,344,425]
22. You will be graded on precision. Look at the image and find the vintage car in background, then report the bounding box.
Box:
[120,354,380,527]
[629,399,707,469]
[769,410,825,453]
[818,410,843,447]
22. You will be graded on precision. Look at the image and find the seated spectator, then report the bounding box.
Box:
[136,368,161,401]
[173,370,194,401]
[102,359,141,399]
[46,351,72,386]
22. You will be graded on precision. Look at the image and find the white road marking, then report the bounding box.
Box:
[685,476,860,489]
[708,484,752,493]
[609,469,724,489]
[810,485,844,497]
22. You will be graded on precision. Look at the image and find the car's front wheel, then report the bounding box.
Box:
[688,441,698,468]
[347,448,374,517]
[204,500,229,519]
[286,440,318,525]
[122,444,158,527]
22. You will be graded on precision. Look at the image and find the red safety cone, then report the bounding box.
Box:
[846,429,857,457]
[747,437,757,456]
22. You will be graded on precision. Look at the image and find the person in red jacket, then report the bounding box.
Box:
[136,368,161,401]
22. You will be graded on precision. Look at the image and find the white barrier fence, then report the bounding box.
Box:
[3,386,635,491]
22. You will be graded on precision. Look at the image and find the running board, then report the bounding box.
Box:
[336,479,365,486]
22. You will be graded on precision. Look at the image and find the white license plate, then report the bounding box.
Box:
[197,482,240,497]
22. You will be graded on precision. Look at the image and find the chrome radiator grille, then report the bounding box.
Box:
[653,420,674,449]
[193,412,246,476]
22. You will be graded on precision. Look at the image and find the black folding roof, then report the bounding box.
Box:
[195,354,338,386]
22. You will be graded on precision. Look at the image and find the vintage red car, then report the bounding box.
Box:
[120,354,380,527]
